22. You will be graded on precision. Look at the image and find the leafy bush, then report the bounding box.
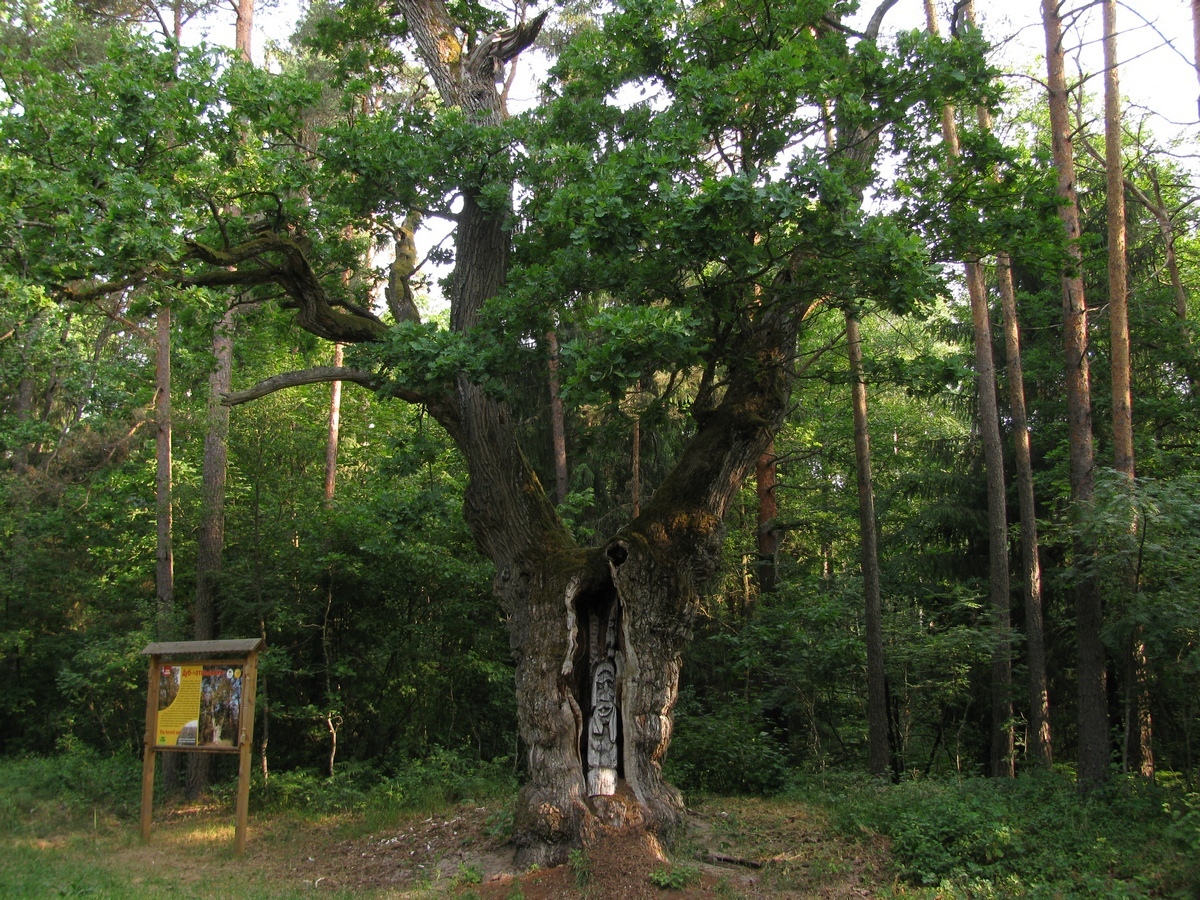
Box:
[0,746,143,830]
[378,748,517,809]
[665,693,789,795]
[797,771,1200,896]
[253,765,373,814]
[251,748,516,816]
[1164,789,1200,854]
[648,864,700,890]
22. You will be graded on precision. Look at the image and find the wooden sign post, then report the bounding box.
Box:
[140,638,264,855]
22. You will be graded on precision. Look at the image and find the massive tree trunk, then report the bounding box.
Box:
[1042,0,1107,787]
[444,185,800,862]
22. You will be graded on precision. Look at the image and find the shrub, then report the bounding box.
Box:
[801,771,1198,895]
[250,748,517,816]
[648,864,700,890]
[0,746,143,830]
[665,694,789,795]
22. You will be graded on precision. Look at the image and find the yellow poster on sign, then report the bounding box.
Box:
[156,663,243,749]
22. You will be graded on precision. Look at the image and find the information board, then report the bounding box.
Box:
[156,663,244,750]
[141,639,263,855]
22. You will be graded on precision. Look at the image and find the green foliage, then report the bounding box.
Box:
[648,863,700,890]
[0,746,143,831]
[560,305,703,405]
[455,861,484,885]
[665,691,790,795]
[568,847,591,888]
[1163,789,1200,855]
[252,749,516,815]
[803,772,1200,896]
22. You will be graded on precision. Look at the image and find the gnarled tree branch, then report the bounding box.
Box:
[222,366,461,438]
[222,366,383,406]
[185,233,389,343]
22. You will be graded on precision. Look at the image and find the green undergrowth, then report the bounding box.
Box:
[228,748,519,820]
[0,747,517,899]
[0,745,517,837]
[0,747,144,834]
[3,750,1198,898]
[791,770,1200,898]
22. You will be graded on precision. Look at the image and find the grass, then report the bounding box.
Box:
[2,749,1197,898]
[0,747,516,899]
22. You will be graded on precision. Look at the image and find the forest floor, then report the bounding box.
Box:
[2,792,901,898]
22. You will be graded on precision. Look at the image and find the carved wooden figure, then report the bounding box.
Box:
[587,658,618,795]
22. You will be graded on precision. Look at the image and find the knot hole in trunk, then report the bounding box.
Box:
[606,541,629,567]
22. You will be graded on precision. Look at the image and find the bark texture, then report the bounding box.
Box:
[1042,0,1107,787]
[846,313,889,780]
[997,255,1052,768]
[755,442,780,594]
[925,0,1012,776]
[1103,0,1152,779]
[963,0,1051,767]
[235,0,253,63]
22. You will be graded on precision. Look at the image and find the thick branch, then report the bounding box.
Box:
[185,234,389,343]
[222,367,383,406]
[63,230,389,345]
[222,365,461,439]
[638,282,804,548]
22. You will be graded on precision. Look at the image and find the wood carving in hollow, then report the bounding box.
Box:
[586,600,620,796]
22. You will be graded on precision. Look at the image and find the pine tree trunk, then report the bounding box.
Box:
[324,343,343,507]
[997,255,1052,768]
[969,263,1015,777]
[188,305,234,798]
[156,304,174,636]
[755,441,779,594]
[235,0,253,63]
[1103,0,1152,779]
[1043,0,1107,787]
[846,312,890,780]
[924,0,1013,775]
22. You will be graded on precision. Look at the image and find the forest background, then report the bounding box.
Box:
[3,0,1200,894]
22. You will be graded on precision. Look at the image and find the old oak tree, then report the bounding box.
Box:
[62,0,996,864]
